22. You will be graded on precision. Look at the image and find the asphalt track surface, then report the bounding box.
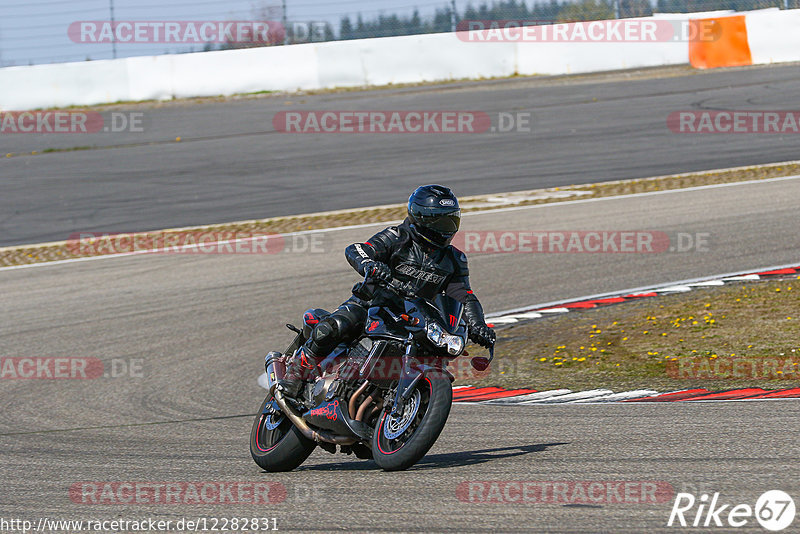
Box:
[2,178,800,532]
[3,63,800,247]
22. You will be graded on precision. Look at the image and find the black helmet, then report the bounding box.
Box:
[407,185,461,248]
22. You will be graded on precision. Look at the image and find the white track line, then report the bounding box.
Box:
[569,390,659,403]
[4,174,799,273]
[486,317,519,325]
[486,260,800,319]
[480,389,573,404]
[688,280,726,287]
[656,285,693,293]
[518,389,614,404]
[461,174,800,218]
[723,274,761,281]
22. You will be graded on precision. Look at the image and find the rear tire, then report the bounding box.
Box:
[371,375,452,471]
[250,394,316,472]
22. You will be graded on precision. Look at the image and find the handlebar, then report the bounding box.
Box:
[360,270,496,371]
[362,271,417,300]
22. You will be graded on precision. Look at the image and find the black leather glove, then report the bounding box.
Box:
[365,261,392,282]
[469,324,496,348]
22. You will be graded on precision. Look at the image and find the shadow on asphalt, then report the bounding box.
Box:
[293,442,569,472]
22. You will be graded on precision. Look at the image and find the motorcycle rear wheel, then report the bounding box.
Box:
[250,393,316,472]
[371,374,452,471]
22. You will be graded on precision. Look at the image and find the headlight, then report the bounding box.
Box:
[426,322,465,355]
[445,335,464,356]
[426,323,444,345]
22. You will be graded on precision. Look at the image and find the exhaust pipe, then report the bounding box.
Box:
[266,352,357,445]
[348,380,370,419]
[264,352,286,394]
[273,389,356,446]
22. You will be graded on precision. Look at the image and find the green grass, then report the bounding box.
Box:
[460,278,800,392]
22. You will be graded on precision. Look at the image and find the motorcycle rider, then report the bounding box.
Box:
[277,184,496,398]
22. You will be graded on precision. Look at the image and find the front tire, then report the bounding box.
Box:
[372,374,452,471]
[250,394,316,472]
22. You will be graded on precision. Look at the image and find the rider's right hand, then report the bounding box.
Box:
[365,261,392,283]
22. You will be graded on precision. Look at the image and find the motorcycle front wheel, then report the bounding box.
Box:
[371,374,452,471]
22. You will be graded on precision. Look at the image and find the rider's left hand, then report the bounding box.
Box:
[470,324,496,348]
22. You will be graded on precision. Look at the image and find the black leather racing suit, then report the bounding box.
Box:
[301,218,490,359]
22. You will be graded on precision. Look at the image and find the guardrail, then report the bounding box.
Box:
[0,9,797,111]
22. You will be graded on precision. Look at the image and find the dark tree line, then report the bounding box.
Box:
[213,0,793,50]
[339,0,789,39]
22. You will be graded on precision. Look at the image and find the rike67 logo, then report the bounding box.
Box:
[668,490,796,531]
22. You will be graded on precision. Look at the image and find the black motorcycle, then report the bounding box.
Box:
[250,275,493,472]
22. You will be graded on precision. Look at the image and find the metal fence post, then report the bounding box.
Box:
[109,0,117,59]
[282,0,289,45]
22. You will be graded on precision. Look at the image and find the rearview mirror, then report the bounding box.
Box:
[470,356,490,372]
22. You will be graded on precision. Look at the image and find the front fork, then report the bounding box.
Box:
[390,333,453,417]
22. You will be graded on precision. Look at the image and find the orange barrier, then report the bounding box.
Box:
[689,15,753,69]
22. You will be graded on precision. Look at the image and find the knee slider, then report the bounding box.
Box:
[312,318,337,343]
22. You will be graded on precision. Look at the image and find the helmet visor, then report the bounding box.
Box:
[414,209,461,234]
